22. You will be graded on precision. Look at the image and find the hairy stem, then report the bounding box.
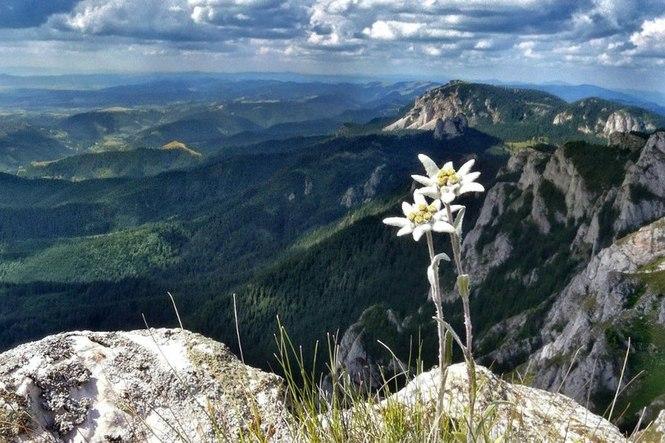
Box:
[445,203,477,439]
[425,231,448,431]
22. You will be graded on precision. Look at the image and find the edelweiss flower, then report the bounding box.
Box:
[412,155,485,203]
[383,193,461,241]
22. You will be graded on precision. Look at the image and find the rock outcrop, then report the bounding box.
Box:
[603,111,656,136]
[464,132,664,284]
[383,81,519,131]
[614,131,665,236]
[1,328,641,442]
[553,111,573,125]
[340,163,387,208]
[337,364,627,442]
[384,83,467,131]
[327,306,408,392]
[0,329,288,442]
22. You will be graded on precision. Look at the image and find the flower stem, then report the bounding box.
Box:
[425,230,448,431]
[445,203,477,440]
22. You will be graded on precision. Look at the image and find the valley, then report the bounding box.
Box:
[0,77,664,432]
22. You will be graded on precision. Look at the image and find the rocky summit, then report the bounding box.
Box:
[0,329,288,442]
[0,329,636,442]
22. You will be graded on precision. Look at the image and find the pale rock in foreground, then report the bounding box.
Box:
[0,329,641,442]
[0,329,288,442]
[378,364,626,442]
[642,409,665,440]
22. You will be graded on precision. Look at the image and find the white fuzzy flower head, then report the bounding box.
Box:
[383,193,462,241]
[412,155,485,203]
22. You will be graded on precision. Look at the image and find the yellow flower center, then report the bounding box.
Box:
[436,166,460,187]
[407,204,439,225]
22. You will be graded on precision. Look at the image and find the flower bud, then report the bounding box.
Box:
[457,274,470,298]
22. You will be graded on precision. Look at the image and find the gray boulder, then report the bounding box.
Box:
[0,329,288,442]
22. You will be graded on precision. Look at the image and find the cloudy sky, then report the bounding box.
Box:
[1,0,664,90]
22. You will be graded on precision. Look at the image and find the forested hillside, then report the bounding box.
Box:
[0,129,504,355]
[20,146,203,180]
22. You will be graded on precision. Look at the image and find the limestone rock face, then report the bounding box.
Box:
[0,329,288,442]
[384,82,662,140]
[529,217,665,407]
[465,131,665,285]
[385,86,466,131]
[462,132,665,423]
[340,163,387,208]
[363,164,386,199]
[383,81,521,131]
[553,111,572,125]
[325,306,410,394]
[615,131,665,235]
[433,115,468,139]
[462,181,516,282]
[603,111,655,136]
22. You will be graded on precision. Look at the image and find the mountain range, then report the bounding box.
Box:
[0,79,436,174]
[385,81,664,142]
[502,82,665,117]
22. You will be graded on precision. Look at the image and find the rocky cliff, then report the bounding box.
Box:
[604,111,656,136]
[467,131,665,426]
[530,217,664,420]
[0,329,633,442]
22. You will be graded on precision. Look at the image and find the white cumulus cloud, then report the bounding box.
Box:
[362,21,427,40]
[630,15,665,54]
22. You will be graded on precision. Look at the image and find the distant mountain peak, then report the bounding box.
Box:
[384,81,563,133]
[385,82,664,140]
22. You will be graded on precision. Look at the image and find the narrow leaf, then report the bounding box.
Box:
[453,206,466,234]
[427,252,450,287]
